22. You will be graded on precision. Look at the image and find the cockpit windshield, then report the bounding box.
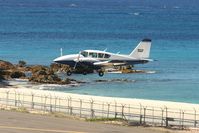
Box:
[81,51,110,58]
[81,51,88,57]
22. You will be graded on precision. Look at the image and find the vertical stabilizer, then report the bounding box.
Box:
[129,39,152,59]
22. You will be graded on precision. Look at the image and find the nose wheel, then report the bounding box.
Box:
[66,70,72,76]
[98,71,104,77]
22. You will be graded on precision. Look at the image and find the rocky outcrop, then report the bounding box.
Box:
[29,64,78,85]
[0,60,84,85]
[10,71,26,78]
[0,70,4,81]
[0,60,15,70]
[50,63,69,73]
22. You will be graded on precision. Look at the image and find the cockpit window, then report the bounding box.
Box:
[89,52,97,58]
[98,53,104,58]
[81,51,88,57]
[104,54,110,58]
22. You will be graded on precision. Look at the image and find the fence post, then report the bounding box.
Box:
[90,99,94,119]
[58,98,61,112]
[114,101,117,119]
[143,107,146,125]
[54,96,57,112]
[67,96,72,115]
[181,110,184,129]
[128,104,130,121]
[6,91,9,108]
[44,96,47,112]
[50,95,52,112]
[121,104,124,119]
[165,107,168,127]
[79,99,82,118]
[14,91,17,107]
[161,108,164,126]
[102,102,104,117]
[194,108,197,128]
[139,103,142,125]
[18,92,20,107]
[107,103,110,118]
[179,109,182,126]
[152,107,154,125]
[31,93,34,109]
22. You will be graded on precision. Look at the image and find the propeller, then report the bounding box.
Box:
[73,51,81,69]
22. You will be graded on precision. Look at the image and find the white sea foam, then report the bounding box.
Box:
[133,12,140,16]
[69,3,77,7]
[145,71,156,74]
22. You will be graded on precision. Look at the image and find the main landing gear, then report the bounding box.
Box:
[98,71,104,77]
[66,69,87,76]
[65,69,104,77]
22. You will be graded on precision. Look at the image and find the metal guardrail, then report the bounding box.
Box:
[0,90,199,129]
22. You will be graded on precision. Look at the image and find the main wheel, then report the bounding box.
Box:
[98,71,104,77]
[66,70,72,76]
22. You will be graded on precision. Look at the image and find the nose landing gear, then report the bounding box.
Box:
[66,70,72,76]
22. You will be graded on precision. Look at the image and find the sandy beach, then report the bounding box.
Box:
[1,85,199,111]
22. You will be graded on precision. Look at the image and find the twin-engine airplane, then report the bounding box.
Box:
[53,38,153,77]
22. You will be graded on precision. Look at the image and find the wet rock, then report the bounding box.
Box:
[10,71,26,78]
[95,80,109,82]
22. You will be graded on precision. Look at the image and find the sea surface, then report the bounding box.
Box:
[1,0,199,103]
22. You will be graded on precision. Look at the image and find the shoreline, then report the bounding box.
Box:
[1,86,199,111]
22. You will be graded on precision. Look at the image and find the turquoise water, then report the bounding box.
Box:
[1,0,199,103]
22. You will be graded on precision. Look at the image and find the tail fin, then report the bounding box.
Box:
[129,38,152,59]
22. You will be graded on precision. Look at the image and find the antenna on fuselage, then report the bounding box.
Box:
[104,48,107,52]
[60,48,63,56]
[116,52,120,54]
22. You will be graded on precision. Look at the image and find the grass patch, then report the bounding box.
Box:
[86,117,124,122]
[50,112,68,118]
[15,107,29,113]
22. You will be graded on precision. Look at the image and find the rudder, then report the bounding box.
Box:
[129,39,152,59]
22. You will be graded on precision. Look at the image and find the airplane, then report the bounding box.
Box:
[53,38,153,77]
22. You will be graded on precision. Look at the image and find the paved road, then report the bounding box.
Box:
[0,110,172,133]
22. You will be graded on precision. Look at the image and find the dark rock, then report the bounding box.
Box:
[95,80,109,82]
[50,63,69,73]
[0,70,5,81]
[30,65,48,73]
[10,71,26,78]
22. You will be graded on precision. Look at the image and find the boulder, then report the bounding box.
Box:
[0,60,15,70]
[0,70,5,81]
[10,71,26,78]
[50,63,70,73]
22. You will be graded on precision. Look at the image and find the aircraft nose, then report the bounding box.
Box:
[53,57,63,63]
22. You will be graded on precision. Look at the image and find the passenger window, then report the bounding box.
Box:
[98,53,104,58]
[104,54,110,58]
[81,51,88,57]
[89,52,97,58]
